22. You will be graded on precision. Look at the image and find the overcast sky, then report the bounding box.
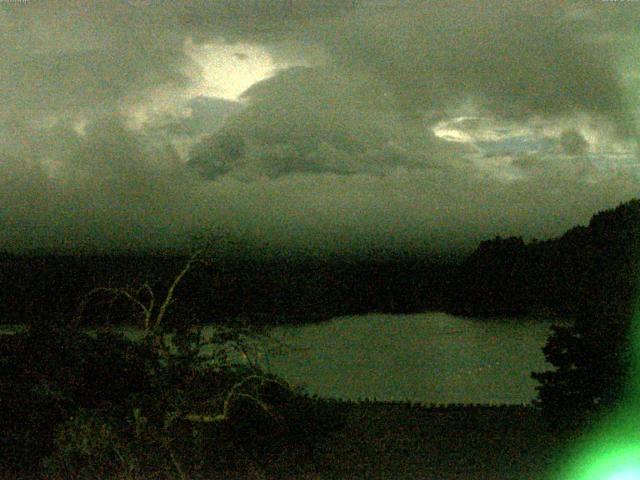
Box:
[1,0,639,255]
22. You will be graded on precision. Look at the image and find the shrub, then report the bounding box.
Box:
[1,249,342,478]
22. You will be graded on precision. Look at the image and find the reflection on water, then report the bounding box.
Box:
[264,312,554,405]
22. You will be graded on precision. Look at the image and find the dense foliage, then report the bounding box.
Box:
[527,199,640,432]
[532,306,633,433]
[439,198,640,432]
[0,257,342,479]
[0,249,452,327]
[449,198,640,319]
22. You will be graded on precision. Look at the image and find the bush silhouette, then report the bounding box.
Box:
[0,250,340,478]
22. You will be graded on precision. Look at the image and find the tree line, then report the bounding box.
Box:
[0,248,454,327]
[2,200,639,327]
[447,198,640,320]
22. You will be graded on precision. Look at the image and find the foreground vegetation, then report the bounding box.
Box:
[0,380,571,480]
[0,308,604,479]
[0,251,341,479]
[0,249,567,480]
[0,321,564,480]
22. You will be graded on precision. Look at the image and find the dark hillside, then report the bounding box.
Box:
[0,399,566,479]
[246,401,564,479]
[3,198,639,326]
[0,250,453,327]
[447,198,640,319]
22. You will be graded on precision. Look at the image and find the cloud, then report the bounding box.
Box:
[185,0,639,179]
[0,1,335,123]
[0,115,208,251]
[0,112,638,255]
[187,65,472,179]
[325,0,637,137]
[138,96,242,160]
[560,129,590,156]
[0,1,639,254]
[4,1,635,137]
[177,0,359,42]
[0,2,195,122]
[0,0,358,117]
[188,128,247,178]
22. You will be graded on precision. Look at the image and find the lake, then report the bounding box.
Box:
[263,312,555,405]
[0,312,556,405]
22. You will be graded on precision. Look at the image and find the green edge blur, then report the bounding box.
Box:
[554,251,640,477]
[552,42,640,476]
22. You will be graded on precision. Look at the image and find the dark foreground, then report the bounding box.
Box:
[271,402,566,480]
[0,400,578,479]
[78,401,567,480]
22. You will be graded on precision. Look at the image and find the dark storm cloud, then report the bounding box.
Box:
[0,116,208,251]
[0,2,195,123]
[177,0,360,42]
[1,112,638,255]
[147,97,242,137]
[560,129,589,156]
[186,1,639,179]
[2,47,187,115]
[568,1,640,35]
[1,0,638,253]
[326,0,636,137]
[186,66,468,179]
[188,129,247,178]
[3,0,634,132]
[0,0,357,121]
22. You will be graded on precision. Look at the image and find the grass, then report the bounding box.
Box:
[196,401,569,480]
[300,402,566,480]
[0,400,571,479]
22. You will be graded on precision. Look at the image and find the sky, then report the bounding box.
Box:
[1,0,639,256]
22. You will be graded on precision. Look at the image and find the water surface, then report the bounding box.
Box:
[1,312,555,404]
[265,312,554,405]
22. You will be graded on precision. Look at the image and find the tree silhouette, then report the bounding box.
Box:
[532,300,634,433]
[530,199,640,432]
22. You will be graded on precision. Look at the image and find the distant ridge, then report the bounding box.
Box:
[447,197,640,319]
[1,198,639,326]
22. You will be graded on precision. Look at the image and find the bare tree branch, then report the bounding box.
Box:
[153,248,203,331]
[75,245,209,334]
[75,286,153,329]
[183,374,291,425]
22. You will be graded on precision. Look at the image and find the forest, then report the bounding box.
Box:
[448,198,640,320]
[1,198,639,327]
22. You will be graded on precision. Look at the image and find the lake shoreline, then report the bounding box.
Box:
[1,312,555,405]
